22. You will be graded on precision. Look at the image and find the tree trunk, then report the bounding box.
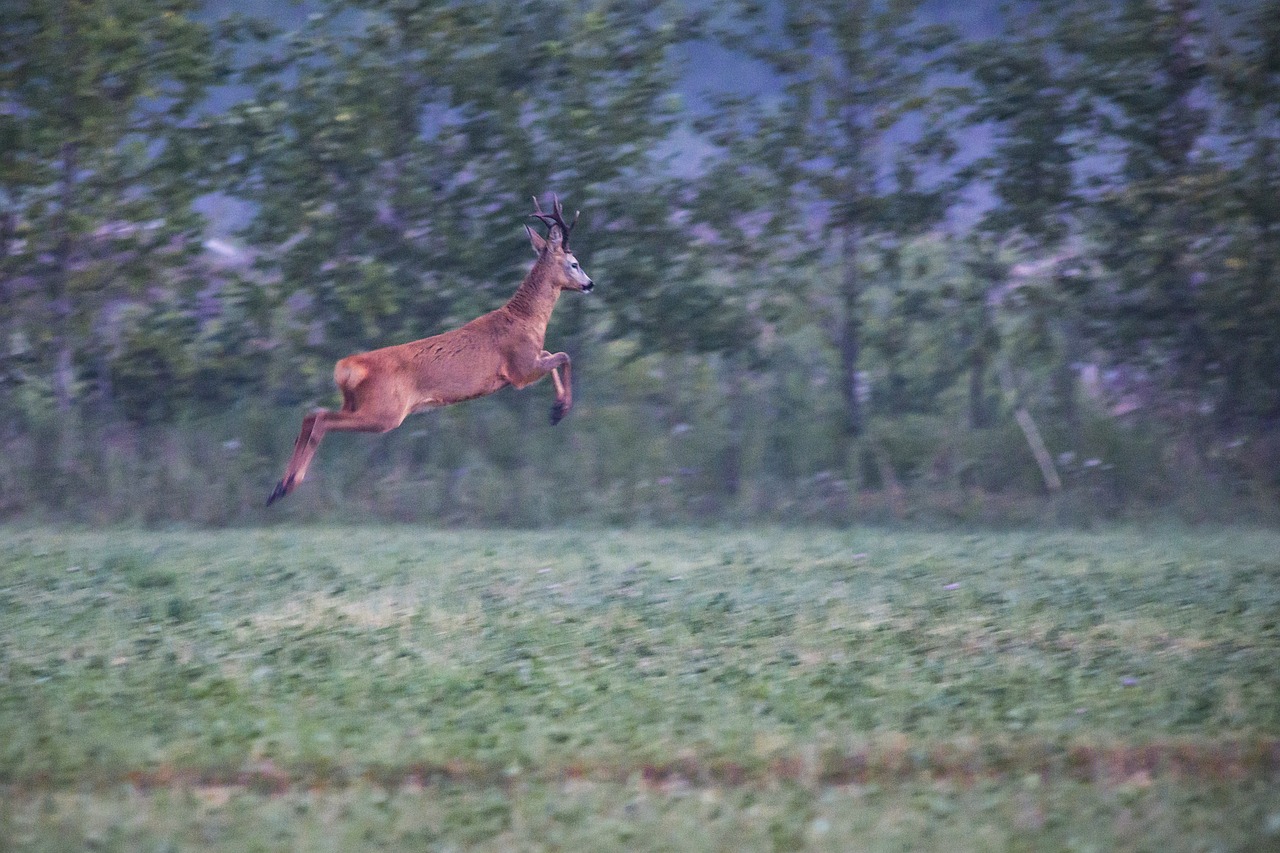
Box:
[719,358,745,498]
[1013,407,1063,493]
[49,1,80,413]
[50,139,77,413]
[1052,317,1081,446]
[837,225,864,460]
[968,346,989,429]
[998,360,1062,493]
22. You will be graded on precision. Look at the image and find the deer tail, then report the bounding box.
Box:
[334,357,369,392]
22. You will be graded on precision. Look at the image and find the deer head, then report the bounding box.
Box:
[526,194,593,292]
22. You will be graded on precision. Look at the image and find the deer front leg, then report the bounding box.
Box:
[538,350,572,424]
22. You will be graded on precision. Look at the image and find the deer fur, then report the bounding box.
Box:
[266,194,592,506]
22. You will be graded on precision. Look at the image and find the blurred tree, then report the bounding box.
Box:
[703,0,957,465]
[0,0,220,412]
[958,5,1078,246]
[213,0,726,400]
[1062,0,1216,408]
[1049,0,1280,433]
[954,3,1084,431]
[1209,0,1280,424]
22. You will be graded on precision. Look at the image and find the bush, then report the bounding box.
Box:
[0,347,1275,526]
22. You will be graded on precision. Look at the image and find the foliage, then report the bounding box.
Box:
[701,0,959,442]
[1206,0,1280,423]
[1,0,1279,519]
[1060,0,1280,426]
[210,0,733,381]
[0,0,222,410]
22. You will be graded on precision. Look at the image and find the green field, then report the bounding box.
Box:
[1,526,1277,851]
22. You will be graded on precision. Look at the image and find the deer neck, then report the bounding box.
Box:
[504,259,562,328]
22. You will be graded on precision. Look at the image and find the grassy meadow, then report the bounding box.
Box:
[0,525,1277,851]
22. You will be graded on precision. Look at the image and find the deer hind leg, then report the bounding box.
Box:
[267,411,320,506]
[266,404,407,506]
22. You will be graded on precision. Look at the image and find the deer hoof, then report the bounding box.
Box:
[550,401,568,425]
[265,479,289,507]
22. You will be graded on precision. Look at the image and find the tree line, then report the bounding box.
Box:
[1,0,1277,524]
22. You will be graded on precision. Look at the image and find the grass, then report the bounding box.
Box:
[0,525,1278,851]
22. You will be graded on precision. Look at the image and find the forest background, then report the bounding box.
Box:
[2,0,1278,527]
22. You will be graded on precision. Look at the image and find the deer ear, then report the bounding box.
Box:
[525,224,546,255]
[546,224,564,249]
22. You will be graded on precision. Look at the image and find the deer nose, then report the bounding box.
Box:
[582,279,594,292]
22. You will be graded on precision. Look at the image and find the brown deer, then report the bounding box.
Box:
[265,194,592,506]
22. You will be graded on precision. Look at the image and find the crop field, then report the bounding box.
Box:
[0,525,1278,851]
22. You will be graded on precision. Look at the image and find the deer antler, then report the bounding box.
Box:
[530,194,579,250]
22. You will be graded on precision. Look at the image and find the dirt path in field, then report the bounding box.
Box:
[5,736,1277,796]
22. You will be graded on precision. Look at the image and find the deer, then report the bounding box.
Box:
[265,194,592,506]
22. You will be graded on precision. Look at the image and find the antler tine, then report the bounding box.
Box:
[529,193,577,249]
[550,194,579,247]
[529,195,549,226]
[529,194,553,226]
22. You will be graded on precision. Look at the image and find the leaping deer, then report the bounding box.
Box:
[265,194,592,506]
